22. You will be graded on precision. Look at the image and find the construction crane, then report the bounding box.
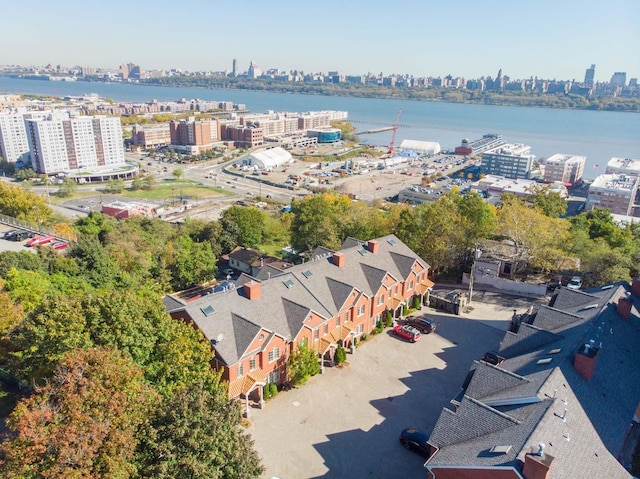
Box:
[388,108,402,155]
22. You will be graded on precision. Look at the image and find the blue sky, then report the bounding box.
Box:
[3,0,639,81]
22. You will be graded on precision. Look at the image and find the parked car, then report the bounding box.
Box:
[393,325,421,343]
[222,268,234,276]
[4,230,32,241]
[25,235,55,247]
[481,351,505,366]
[567,276,582,290]
[399,428,432,457]
[406,317,436,334]
[50,241,69,250]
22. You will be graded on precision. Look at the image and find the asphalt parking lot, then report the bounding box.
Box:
[248,305,512,479]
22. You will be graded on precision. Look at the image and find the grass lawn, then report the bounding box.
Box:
[121,182,229,200]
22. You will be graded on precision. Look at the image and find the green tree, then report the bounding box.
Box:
[172,168,184,180]
[334,345,347,365]
[14,167,36,181]
[290,192,351,252]
[136,382,263,479]
[1,348,157,478]
[529,184,567,218]
[0,251,43,278]
[220,206,268,250]
[56,177,77,198]
[287,340,320,386]
[167,235,217,290]
[0,182,53,224]
[104,178,125,193]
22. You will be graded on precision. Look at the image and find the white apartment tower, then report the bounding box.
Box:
[0,110,52,163]
[25,115,126,174]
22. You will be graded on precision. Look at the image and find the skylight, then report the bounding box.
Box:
[200,305,216,316]
[302,270,313,279]
[536,358,553,365]
[358,248,367,256]
[548,348,562,354]
[490,445,512,454]
[387,239,397,246]
[283,279,295,288]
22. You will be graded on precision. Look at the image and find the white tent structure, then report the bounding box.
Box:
[399,139,441,155]
[245,147,292,170]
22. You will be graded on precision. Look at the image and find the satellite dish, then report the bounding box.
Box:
[217,333,224,343]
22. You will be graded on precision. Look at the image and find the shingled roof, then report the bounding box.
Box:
[426,283,640,478]
[167,234,429,366]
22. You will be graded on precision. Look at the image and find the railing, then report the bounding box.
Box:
[0,213,75,242]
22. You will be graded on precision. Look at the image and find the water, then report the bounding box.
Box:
[2,77,639,177]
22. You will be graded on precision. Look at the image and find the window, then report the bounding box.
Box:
[372,314,379,327]
[357,324,364,334]
[314,329,319,341]
[249,358,256,371]
[238,364,244,377]
[377,295,384,306]
[268,348,281,362]
[268,369,280,384]
[336,316,341,328]
[408,281,414,291]
[357,304,365,316]
[344,311,349,323]
[323,323,328,335]
[388,288,392,299]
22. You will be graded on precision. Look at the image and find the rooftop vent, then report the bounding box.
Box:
[581,304,599,311]
[200,305,216,316]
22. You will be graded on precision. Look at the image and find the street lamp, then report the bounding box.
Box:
[468,245,481,304]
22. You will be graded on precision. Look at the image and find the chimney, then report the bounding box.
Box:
[617,296,633,320]
[333,252,345,268]
[573,342,600,381]
[523,450,554,479]
[632,278,640,298]
[243,281,261,301]
[367,240,380,254]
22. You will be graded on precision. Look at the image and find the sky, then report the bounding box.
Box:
[3,0,639,82]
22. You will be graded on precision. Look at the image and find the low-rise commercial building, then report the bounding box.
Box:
[481,143,535,179]
[542,153,586,186]
[586,173,639,216]
[605,157,640,176]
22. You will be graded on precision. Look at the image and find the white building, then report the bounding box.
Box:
[0,110,53,163]
[605,157,640,176]
[399,139,441,155]
[542,153,586,186]
[26,115,126,174]
[244,147,292,170]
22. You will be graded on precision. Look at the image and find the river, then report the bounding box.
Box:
[1,77,639,178]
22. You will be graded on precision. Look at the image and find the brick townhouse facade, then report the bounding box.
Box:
[165,235,434,415]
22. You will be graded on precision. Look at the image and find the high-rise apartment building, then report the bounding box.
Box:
[584,64,596,85]
[610,72,627,87]
[542,153,586,186]
[0,110,53,163]
[481,144,536,179]
[25,115,126,174]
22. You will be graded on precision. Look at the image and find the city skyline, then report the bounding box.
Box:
[3,0,639,81]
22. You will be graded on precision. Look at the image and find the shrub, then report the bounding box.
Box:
[335,345,347,365]
[361,333,369,342]
[413,296,421,309]
[353,337,358,348]
[385,311,393,328]
[402,304,408,316]
[268,382,278,398]
[263,384,272,400]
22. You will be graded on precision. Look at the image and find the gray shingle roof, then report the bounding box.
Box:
[427,283,639,478]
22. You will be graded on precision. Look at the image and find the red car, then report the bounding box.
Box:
[51,241,69,250]
[26,235,55,247]
[393,325,421,343]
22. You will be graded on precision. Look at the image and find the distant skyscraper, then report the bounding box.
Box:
[247,61,261,79]
[610,72,627,87]
[232,58,237,77]
[584,64,595,85]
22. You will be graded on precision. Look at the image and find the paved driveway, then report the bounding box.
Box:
[247,311,504,479]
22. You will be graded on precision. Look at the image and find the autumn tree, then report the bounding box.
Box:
[528,184,567,218]
[290,192,352,252]
[0,182,53,224]
[1,348,157,478]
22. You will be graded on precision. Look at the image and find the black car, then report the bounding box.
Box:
[4,230,32,241]
[399,428,433,457]
[407,317,436,334]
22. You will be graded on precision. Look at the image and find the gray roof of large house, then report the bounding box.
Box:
[427,283,639,478]
[167,235,429,366]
